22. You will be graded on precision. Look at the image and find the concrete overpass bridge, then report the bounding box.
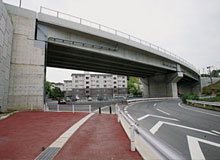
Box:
[0,2,200,111]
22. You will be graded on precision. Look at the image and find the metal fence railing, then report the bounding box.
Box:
[39,6,199,74]
[186,99,220,107]
[115,104,186,160]
[45,103,92,113]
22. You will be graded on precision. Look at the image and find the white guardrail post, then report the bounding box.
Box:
[130,124,135,151]
[72,104,74,112]
[57,104,59,112]
[89,105,91,113]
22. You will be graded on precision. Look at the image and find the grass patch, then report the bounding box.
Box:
[187,102,220,112]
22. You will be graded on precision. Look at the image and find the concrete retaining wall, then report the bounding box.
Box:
[5,3,45,108]
[0,0,13,112]
[201,77,220,88]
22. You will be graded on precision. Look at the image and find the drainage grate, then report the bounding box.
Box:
[36,147,60,160]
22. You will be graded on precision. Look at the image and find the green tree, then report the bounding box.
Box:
[50,87,64,99]
[127,77,142,97]
[46,81,52,95]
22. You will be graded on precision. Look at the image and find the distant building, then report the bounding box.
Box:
[51,82,64,91]
[64,80,72,96]
[66,73,127,99]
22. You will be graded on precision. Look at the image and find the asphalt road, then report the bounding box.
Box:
[125,99,220,160]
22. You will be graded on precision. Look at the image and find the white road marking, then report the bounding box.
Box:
[124,105,129,111]
[127,113,135,122]
[212,130,220,135]
[178,103,220,117]
[156,108,170,115]
[150,121,218,136]
[187,135,220,160]
[153,103,157,107]
[137,114,178,121]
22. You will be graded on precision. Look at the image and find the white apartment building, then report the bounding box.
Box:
[68,73,127,99]
[64,80,72,91]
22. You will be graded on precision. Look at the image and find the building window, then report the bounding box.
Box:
[96,80,99,83]
[86,81,89,84]
[96,85,99,87]
[104,76,106,78]
[75,75,78,78]
[97,76,99,78]
[86,77,89,79]
[104,80,107,83]
[114,82,116,84]
[123,85,125,88]
[113,77,116,80]
[75,85,78,88]
[123,80,125,83]
[86,86,89,88]
[86,91,89,93]
[114,86,117,88]
[104,85,107,88]
[122,76,125,79]
[75,80,78,83]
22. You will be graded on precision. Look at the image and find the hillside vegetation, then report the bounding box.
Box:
[202,80,220,95]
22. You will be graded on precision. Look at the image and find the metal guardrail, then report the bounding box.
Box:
[39,6,199,74]
[115,104,185,160]
[127,97,179,103]
[186,99,220,107]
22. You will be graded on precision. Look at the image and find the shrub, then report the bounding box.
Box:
[181,94,199,103]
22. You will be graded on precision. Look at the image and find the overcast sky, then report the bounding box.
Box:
[3,0,220,82]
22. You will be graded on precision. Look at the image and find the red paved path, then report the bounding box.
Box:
[0,111,87,160]
[55,114,142,160]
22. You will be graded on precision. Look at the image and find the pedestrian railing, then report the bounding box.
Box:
[44,103,92,112]
[115,104,186,160]
[186,100,220,107]
[39,6,199,74]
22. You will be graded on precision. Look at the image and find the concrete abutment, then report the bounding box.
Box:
[5,3,45,109]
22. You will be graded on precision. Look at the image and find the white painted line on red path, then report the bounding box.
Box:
[156,108,170,115]
[153,103,157,107]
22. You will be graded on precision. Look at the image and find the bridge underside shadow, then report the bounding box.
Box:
[47,42,168,78]
[47,42,200,98]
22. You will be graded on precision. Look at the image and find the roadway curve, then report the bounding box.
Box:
[125,100,220,160]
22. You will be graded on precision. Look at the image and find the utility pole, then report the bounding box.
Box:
[207,66,214,96]
[19,0,21,8]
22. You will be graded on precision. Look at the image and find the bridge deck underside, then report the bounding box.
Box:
[47,42,170,77]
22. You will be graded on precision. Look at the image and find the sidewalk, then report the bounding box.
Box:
[54,114,142,160]
[0,111,88,160]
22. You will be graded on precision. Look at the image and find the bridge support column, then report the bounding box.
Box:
[178,80,201,95]
[142,71,183,98]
